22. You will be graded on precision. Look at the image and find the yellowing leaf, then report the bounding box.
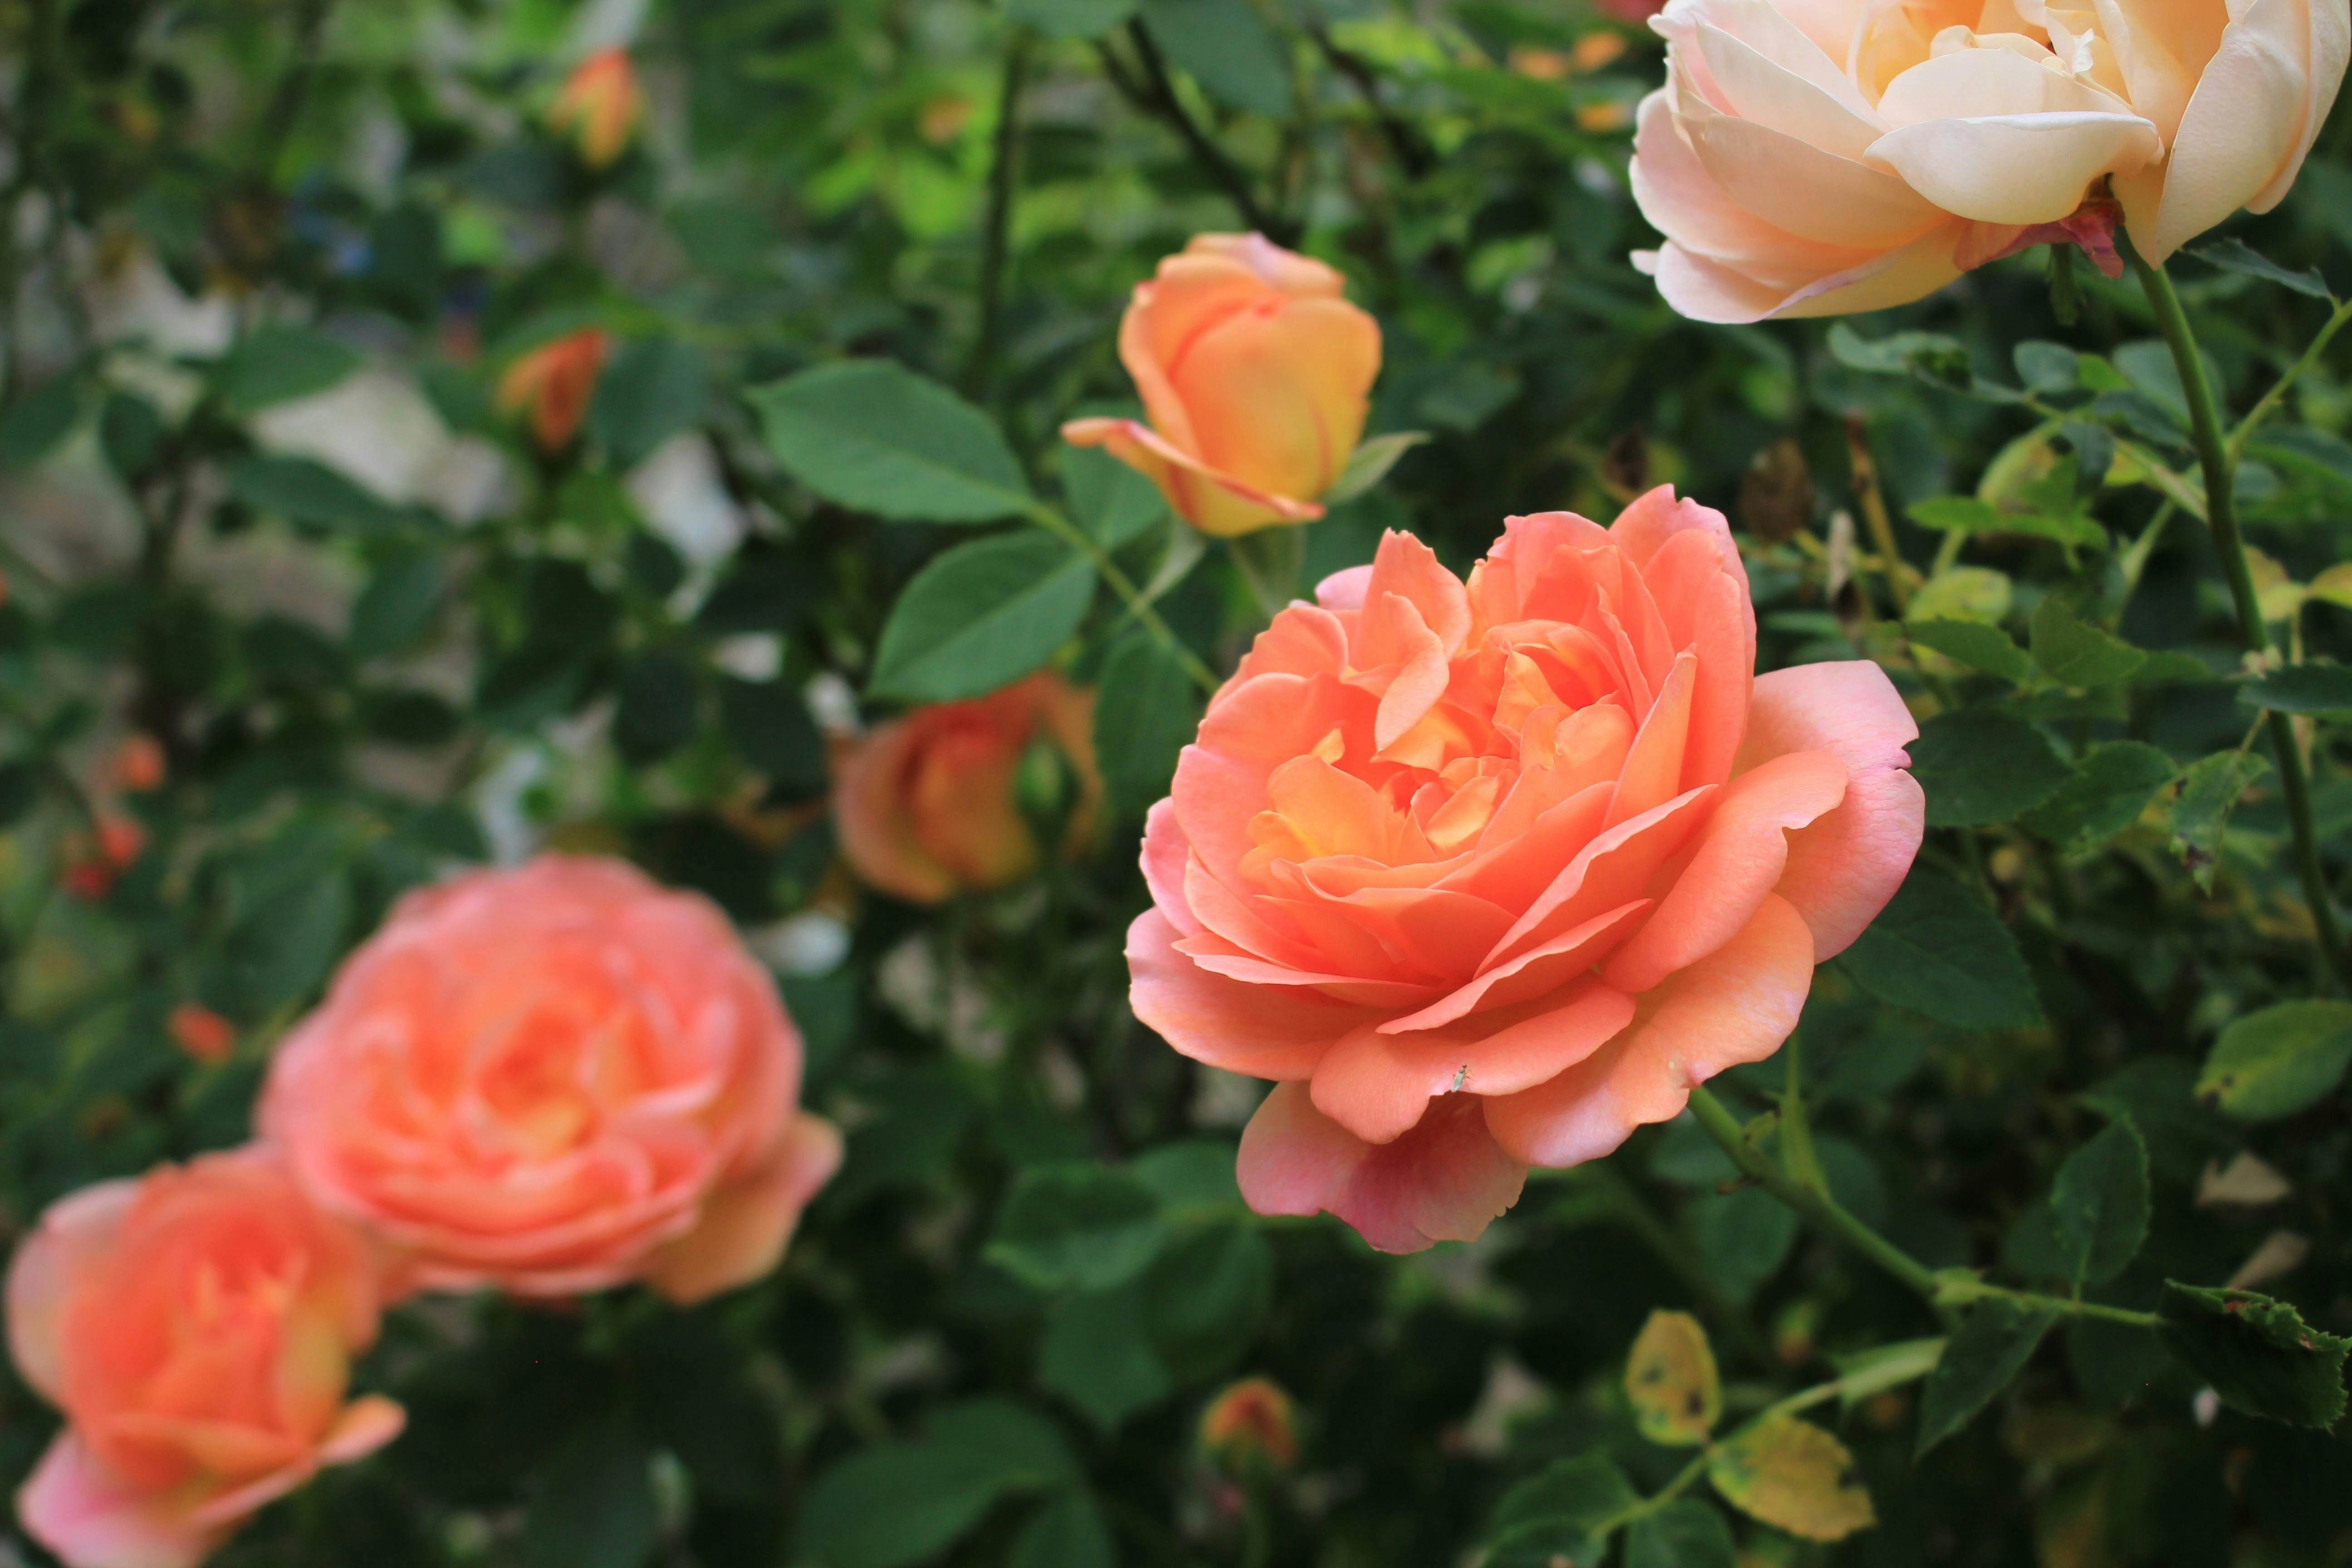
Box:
[2308,563,2352,609]
[1706,1416,1876,1542]
[1625,1311,1720,1446]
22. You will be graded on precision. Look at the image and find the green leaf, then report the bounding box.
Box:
[1128,1140,1245,1217]
[1625,1499,1738,1568]
[2029,599,2146,688]
[1008,1493,1116,1568]
[868,531,1096,701]
[1689,1184,1799,1304]
[2168,748,2271,890]
[799,1400,1078,1568]
[1006,0,1138,35]
[1907,709,2072,828]
[614,653,701,764]
[1625,1310,1720,1446]
[225,455,400,533]
[0,377,83,467]
[524,1419,659,1568]
[1322,431,1429,507]
[2186,237,2333,300]
[2158,1283,2350,1428]
[2240,664,2352,716]
[1914,1300,2051,1456]
[589,338,707,468]
[2195,1000,2352,1122]
[986,1163,1168,1292]
[1708,1416,1876,1541]
[98,392,164,479]
[1137,0,1294,117]
[2019,741,2177,852]
[2051,1119,2150,1286]
[750,360,1033,523]
[1905,495,2105,550]
[720,677,828,797]
[1486,1453,1639,1564]
[348,554,444,658]
[1827,324,1972,387]
[1143,1222,1274,1384]
[2013,341,2083,394]
[1039,1285,1172,1431]
[1064,443,1165,548]
[1094,632,1200,818]
[1906,617,2033,683]
[1840,865,2043,1030]
[211,326,361,410]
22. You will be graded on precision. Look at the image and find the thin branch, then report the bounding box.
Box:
[964,31,1033,398]
[1098,25,1293,243]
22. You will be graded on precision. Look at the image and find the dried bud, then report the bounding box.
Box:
[1200,1377,1298,1475]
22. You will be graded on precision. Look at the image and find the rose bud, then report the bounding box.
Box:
[1062,234,1382,538]
[5,1148,402,1568]
[257,856,842,1303]
[833,671,1100,904]
[61,815,145,902]
[1200,1377,1299,1474]
[166,1004,236,1066]
[1127,490,1924,1251]
[547,48,644,169]
[113,735,165,793]
[1629,0,2346,321]
[496,328,607,454]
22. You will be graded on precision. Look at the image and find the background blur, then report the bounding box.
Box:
[4,0,2352,1564]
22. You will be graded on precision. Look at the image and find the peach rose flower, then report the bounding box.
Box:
[257,856,841,1303]
[834,671,1100,904]
[548,48,643,169]
[1062,234,1382,538]
[497,329,607,453]
[1632,0,2347,322]
[1127,489,1925,1251]
[5,1148,402,1568]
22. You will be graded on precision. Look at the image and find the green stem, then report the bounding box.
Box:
[2127,244,2349,990]
[1028,503,1220,694]
[2226,294,2352,466]
[964,31,1032,398]
[1691,1087,2166,1331]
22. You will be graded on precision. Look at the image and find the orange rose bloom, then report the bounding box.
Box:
[547,48,643,169]
[833,672,1100,904]
[5,1148,402,1568]
[496,329,606,454]
[1127,489,1924,1251]
[256,856,841,1303]
[1062,234,1381,538]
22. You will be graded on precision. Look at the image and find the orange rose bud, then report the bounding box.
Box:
[832,672,1100,905]
[167,1004,236,1065]
[497,328,607,454]
[1063,233,1382,538]
[113,734,166,792]
[3,1148,403,1568]
[547,48,643,169]
[61,814,145,900]
[1200,1377,1298,1473]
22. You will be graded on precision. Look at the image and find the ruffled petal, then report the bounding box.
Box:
[1237,1083,1527,1253]
[1128,909,1370,1078]
[640,1113,842,1303]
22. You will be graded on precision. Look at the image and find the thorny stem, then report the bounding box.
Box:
[964,31,1033,398]
[1689,1086,2164,1330]
[2227,294,2352,466]
[2127,244,2349,991]
[1843,417,1911,617]
[1026,502,1220,695]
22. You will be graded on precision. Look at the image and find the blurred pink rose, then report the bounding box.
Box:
[6,1148,401,1568]
[258,856,840,1303]
[1127,489,1923,1251]
[1632,0,2347,321]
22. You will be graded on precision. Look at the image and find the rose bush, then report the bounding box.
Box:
[256,856,840,1303]
[1632,0,2349,320]
[5,1150,402,1568]
[1061,233,1382,537]
[1128,488,1923,1250]
[833,671,1100,903]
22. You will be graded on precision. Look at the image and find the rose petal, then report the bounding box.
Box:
[1127,908,1367,1078]
[19,1433,218,1568]
[640,1113,843,1303]
[1237,1083,1527,1253]
[1485,892,1816,1166]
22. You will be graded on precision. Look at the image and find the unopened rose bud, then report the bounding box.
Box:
[1200,1377,1298,1475]
[497,329,608,455]
[547,49,643,170]
[114,734,166,793]
[167,1004,236,1065]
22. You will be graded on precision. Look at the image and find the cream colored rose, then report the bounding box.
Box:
[1632,0,2348,322]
